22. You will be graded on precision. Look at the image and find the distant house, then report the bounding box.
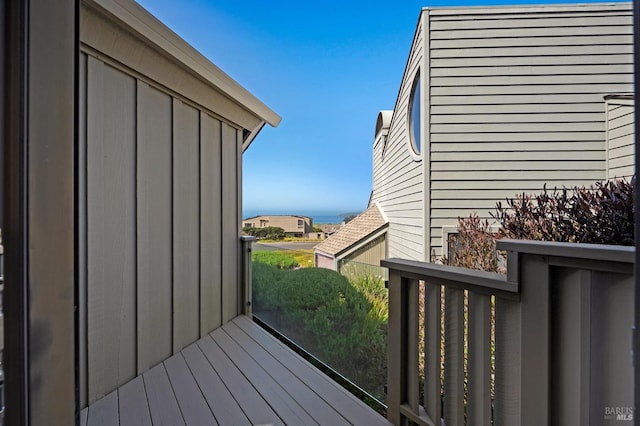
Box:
[243,215,314,237]
[369,2,634,263]
[314,204,388,274]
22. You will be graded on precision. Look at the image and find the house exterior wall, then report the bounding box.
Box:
[315,252,336,270]
[77,1,275,407]
[372,3,633,260]
[342,235,387,267]
[336,235,388,280]
[371,14,426,261]
[80,52,244,405]
[605,96,635,180]
[243,215,313,235]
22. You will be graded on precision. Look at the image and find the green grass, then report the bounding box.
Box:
[286,249,314,268]
[251,251,298,269]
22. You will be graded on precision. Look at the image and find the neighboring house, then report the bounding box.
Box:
[317,223,342,239]
[370,2,634,263]
[243,215,314,237]
[314,204,388,274]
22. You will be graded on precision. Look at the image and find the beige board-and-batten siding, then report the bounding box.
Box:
[605,95,635,180]
[81,53,242,406]
[372,3,633,261]
[78,0,279,408]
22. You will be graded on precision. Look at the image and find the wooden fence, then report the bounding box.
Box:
[383,240,634,426]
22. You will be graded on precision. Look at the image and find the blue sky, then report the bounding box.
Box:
[137,0,614,216]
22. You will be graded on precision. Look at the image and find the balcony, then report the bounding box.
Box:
[383,239,634,426]
[80,237,391,425]
[80,237,635,426]
[80,315,389,426]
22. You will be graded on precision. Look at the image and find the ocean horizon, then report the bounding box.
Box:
[242,210,359,225]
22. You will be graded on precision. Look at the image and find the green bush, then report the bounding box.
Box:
[251,264,387,401]
[252,250,298,269]
[349,273,388,323]
[243,226,286,240]
[251,262,283,311]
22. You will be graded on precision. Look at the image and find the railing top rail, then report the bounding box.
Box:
[381,257,519,299]
[497,239,635,264]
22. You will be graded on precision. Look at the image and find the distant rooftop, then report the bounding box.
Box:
[315,204,387,256]
[243,214,312,221]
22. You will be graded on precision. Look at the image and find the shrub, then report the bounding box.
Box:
[244,226,286,240]
[251,264,387,401]
[251,262,283,310]
[494,178,634,246]
[447,178,634,273]
[446,213,505,273]
[349,273,388,323]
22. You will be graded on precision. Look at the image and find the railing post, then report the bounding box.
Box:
[241,236,256,317]
[387,266,421,426]
[518,254,551,426]
[387,269,404,425]
[496,251,551,426]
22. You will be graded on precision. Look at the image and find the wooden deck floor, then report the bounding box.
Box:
[80,315,391,425]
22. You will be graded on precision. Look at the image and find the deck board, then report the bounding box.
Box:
[233,315,391,426]
[210,327,317,425]
[224,320,351,425]
[118,376,151,426]
[143,363,185,426]
[181,342,250,425]
[197,332,285,426]
[164,353,217,425]
[86,390,118,426]
[84,315,392,426]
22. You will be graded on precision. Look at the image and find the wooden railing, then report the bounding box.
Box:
[241,236,256,317]
[383,240,635,426]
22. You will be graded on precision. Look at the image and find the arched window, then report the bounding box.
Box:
[408,71,421,156]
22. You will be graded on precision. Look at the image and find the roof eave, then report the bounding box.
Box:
[85,0,281,129]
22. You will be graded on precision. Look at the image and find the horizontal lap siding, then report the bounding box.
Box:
[427,4,633,258]
[373,16,425,261]
[82,55,238,405]
[606,99,635,180]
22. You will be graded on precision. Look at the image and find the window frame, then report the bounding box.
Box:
[407,70,422,160]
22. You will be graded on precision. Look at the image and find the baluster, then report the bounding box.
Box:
[467,291,492,426]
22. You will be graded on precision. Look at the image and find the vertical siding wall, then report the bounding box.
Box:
[372,15,426,261]
[605,97,635,180]
[345,235,387,266]
[79,53,242,406]
[426,4,633,257]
